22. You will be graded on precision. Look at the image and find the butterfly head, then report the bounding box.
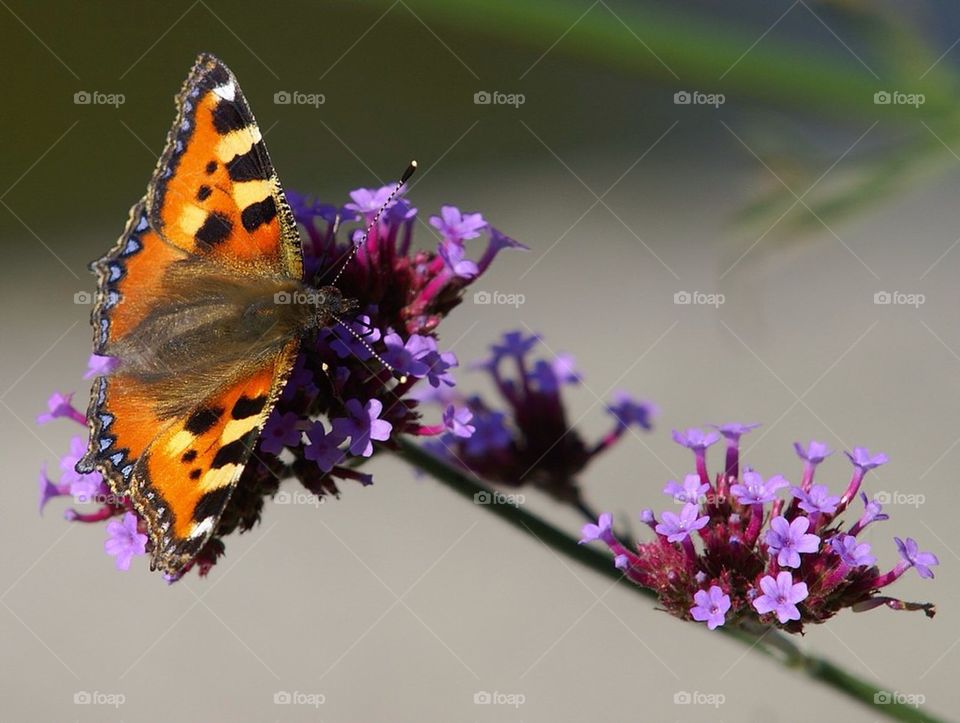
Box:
[307,285,359,329]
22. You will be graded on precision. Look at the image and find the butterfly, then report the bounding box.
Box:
[76,53,413,578]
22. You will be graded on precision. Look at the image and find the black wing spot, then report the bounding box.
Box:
[195,212,233,246]
[193,486,232,522]
[240,197,277,232]
[231,394,267,419]
[205,160,217,174]
[189,468,202,480]
[211,438,248,469]
[227,143,269,182]
[211,100,248,135]
[185,406,224,436]
[196,185,212,201]
[181,449,198,463]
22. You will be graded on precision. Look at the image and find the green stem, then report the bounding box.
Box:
[363,0,955,119]
[395,438,948,723]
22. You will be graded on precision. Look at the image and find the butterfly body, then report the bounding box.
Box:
[75,54,354,577]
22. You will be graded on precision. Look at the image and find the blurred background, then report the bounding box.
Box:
[2,0,960,720]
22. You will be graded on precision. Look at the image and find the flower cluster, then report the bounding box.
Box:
[38,187,524,577]
[417,331,655,505]
[580,425,937,633]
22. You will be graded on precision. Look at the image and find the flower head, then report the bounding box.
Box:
[429,205,487,243]
[730,471,788,505]
[794,441,831,464]
[791,484,841,516]
[672,427,720,450]
[581,429,937,633]
[846,447,888,471]
[690,586,731,630]
[753,572,808,624]
[580,513,615,544]
[655,503,709,543]
[895,537,939,579]
[830,534,876,567]
[419,331,653,505]
[663,474,709,505]
[104,512,148,571]
[764,516,820,568]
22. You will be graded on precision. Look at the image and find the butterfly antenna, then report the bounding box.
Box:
[329,160,418,286]
[330,313,408,384]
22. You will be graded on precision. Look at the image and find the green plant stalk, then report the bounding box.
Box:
[395,438,947,723]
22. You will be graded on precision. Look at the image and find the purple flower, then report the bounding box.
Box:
[464,410,512,456]
[383,332,433,378]
[790,484,841,515]
[84,353,119,379]
[607,392,654,431]
[794,441,831,464]
[429,205,487,243]
[895,537,939,579]
[443,404,475,438]
[326,314,381,360]
[477,227,529,274]
[36,392,83,425]
[672,427,720,450]
[830,534,876,567]
[846,447,888,471]
[38,465,62,515]
[104,512,148,571]
[491,331,539,361]
[304,421,347,472]
[580,512,614,544]
[753,572,808,623]
[855,492,889,530]
[730,471,788,505]
[714,422,760,440]
[260,411,302,456]
[663,474,710,505]
[764,516,820,568]
[614,554,630,571]
[690,586,731,630]
[656,503,709,543]
[345,185,396,217]
[332,399,393,457]
[422,349,458,388]
[437,240,478,279]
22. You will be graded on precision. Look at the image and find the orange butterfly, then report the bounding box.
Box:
[76,53,411,577]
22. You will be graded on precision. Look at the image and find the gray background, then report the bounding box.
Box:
[1,1,958,721]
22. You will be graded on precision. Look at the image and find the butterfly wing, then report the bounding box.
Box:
[129,345,296,576]
[80,53,304,576]
[148,52,301,278]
